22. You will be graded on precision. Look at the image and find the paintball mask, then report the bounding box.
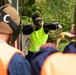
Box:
[34,17,42,26]
[32,13,43,26]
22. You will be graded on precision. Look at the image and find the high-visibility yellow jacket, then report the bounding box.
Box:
[30,26,48,52]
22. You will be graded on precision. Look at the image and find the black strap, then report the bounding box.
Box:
[0,6,7,21]
[0,6,7,11]
[0,6,18,31]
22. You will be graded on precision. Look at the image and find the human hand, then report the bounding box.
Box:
[58,24,62,29]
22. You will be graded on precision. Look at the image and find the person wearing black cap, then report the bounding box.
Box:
[22,13,62,62]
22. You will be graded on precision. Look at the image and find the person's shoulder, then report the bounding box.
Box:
[43,22,53,25]
[11,53,29,64]
[9,53,30,70]
[8,53,31,75]
[43,22,49,26]
[44,22,49,24]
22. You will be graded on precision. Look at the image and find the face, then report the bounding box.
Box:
[33,17,42,26]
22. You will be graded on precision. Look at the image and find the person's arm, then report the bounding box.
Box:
[22,25,33,35]
[31,43,58,75]
[8,53,31,75]
[43,23,62,33]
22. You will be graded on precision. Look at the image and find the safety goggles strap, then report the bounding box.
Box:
[0,6,18,31]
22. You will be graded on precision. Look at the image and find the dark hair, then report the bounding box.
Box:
[32,13,40,21]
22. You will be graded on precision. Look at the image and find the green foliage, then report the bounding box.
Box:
[12,0,17,9]
[20,0,35,17]
[46,0,75,31]
[20,0,76,43]
[58,42,69,52]
[0,0,4,6]
[21,16,32,25]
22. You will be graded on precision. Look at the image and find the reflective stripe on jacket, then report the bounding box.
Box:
[0,42,24,75]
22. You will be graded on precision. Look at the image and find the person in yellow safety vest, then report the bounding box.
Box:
[30,43,76,75]
[0,5,31,75]
[22,13,62,63]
